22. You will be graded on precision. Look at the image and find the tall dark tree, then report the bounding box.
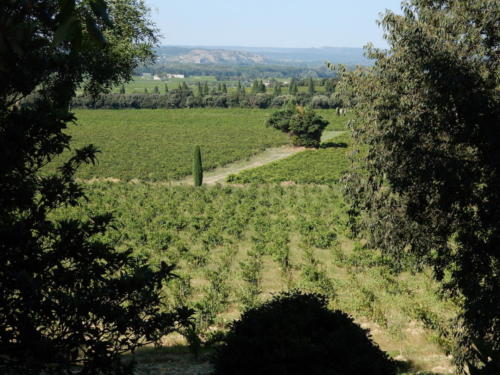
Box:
[0,1,192,374]
[251,79,259,94]
[203,81,209,96]
[164,83,169,93]
[273,83,282,96]
[259,80,266,93]
[193,146,203,187]
[289,78,298,95]
[197,81,203,97]
[308,77,315,95]
[337,0,499,373]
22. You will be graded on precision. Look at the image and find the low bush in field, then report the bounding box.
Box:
[213,291,396,375]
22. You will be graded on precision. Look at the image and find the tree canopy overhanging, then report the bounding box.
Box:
[337,0,499,373]
[0,1,192,373]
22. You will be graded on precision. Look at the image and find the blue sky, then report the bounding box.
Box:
[144,0,403,48]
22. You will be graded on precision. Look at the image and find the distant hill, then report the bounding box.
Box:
[169,49,268,65]
[235,46,371,65]
[156,46,371,66]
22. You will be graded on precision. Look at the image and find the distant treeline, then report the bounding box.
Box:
[134,63,339,80]
[70,91,342,110]
[70,78,343,109]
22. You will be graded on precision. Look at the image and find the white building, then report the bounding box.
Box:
[166,73,185,79]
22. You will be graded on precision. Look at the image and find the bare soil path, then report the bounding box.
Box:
[174,131,346,186]
[80,131,347,186]
[173,145,306,185]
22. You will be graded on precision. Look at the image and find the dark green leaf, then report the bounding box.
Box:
[90,0,113,27]
[85,14,106,45]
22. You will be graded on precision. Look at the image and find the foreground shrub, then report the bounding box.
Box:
[213,291,396,375]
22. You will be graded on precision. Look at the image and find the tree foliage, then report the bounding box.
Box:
[336,0,499,372]
[0,1,191,373]
[193,145,203,187]
[267,105,329,148]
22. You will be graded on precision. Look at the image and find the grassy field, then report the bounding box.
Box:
[54,183,455,373]
[227,133,352,184]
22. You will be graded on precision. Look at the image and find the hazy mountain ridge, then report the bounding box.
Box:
[156,46,371,66]
[170,49,268,65]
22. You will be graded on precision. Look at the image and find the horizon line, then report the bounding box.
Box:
[158,44,367,50]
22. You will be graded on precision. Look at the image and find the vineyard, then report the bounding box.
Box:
[6,0,495,373]
[227,133,352,184]
[45,109,348,181]
[46,109,456,373]
[46,109,288,181]
[53,183,455,372]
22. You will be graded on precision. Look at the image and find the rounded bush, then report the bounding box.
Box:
[213,291,396,375]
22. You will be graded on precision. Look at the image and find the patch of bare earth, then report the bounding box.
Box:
[77,145,306,187]
[175,145,306,185]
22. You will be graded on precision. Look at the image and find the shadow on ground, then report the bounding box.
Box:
[395,359,442,375]
[320,141,348,149]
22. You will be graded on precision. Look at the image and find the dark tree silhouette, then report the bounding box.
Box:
[337,0,499,372]
[213,291,396,375]
[0,1,192,373]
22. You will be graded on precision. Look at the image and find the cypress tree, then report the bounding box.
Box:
[182,81,189,91]
[274,84,282,96]
[308,77,315,95]
[217,82,222,93]
[144,87,148,94]
[153,85,159,94]
[193,146,203,187]
[289,78,298,95]
[203,82,209,95]
[222,83,227,94]
[259,80,266,93]
[251,80,259,93]
[164,83,169,93]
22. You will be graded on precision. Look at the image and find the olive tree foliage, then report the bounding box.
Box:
[335,1,499,373]
[0,1,191,374]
